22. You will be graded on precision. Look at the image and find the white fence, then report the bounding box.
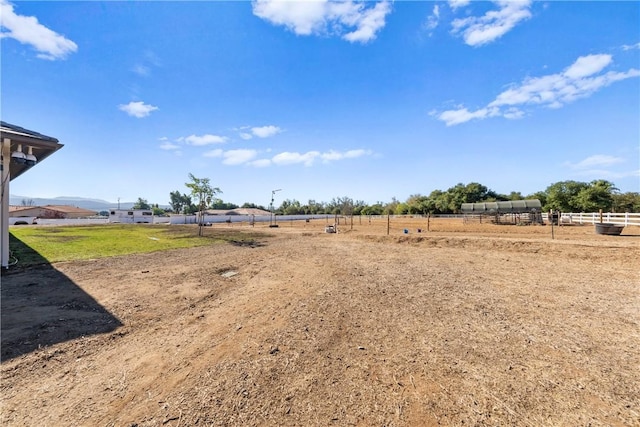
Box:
[554,212,640,227]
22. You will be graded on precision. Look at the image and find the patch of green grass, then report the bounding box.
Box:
[9,224,269,267]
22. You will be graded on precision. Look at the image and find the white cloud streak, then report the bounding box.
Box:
[451,0,532,46]
[0,0,78,60]
[251,125,282,138]
[448,0,470,11]
[566,155,625,170]
[272,151,321,167]
[622,42,640,51]
[181,134,228,146]
[424,5,440,33]
[160,141,180,151]
[118,101,159,118]
[201,147,372,167]
[436,53,640,126]
[252,0,392,43]
[222,149,258,165]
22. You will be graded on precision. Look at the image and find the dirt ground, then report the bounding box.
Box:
[2,218,639,426]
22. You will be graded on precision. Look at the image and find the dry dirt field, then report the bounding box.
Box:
[2,218,639,426]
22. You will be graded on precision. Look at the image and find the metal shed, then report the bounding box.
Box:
[461,199,543,225]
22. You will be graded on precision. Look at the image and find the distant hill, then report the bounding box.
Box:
[10,195,136,211]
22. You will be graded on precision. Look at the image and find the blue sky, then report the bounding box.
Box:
[2,0,639,207]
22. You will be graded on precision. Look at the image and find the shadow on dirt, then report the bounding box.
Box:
[1,236,122,362]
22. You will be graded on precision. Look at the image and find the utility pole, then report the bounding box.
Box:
[270,189,282,227]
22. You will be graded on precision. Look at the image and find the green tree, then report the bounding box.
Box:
[612,192,640,212]
[185,173,222,236]
[361,203,384,215]
[544,180,589,212]
[132,197,151,210]
[169,191,192,214]
[573,180,618,212]
[210,200,238,210]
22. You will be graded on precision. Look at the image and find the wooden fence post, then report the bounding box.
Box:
[387,213,390,236]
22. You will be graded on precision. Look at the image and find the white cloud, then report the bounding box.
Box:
[566,155,625,170]
[222,149,258,165]
[203,148,224,158]
[451,0,532,46]
[436,53,640,126]
[272,151,320,167]
[0,0,78,60]
[159,141,180,151]
[436,106,499,126]
[200,147,372,167]
[448,0,470,11]
[182,134,228,146]
[118,101,159,118]
[271,148,372,166]
[563,54,612,79]
[132,51,161,77]
[132,64,150,77]
[622,42,640,51]
[252,0,392,43]
[251,125,282,138]
[424,5,440,32]
[320,149,371,162]
[239,132,253,140]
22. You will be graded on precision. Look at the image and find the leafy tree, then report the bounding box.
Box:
[612,192,640,212]
[326,196,355,215]
[302,199,325,214]
[573,180,618,212]
[544,180,589,212]
[152,206,166,216]
[210,200,238,210]
[132,197,151,210]
[361,203,384,215]
[395,202,410,215]
[185,173,222,236]
[169,191,192,213]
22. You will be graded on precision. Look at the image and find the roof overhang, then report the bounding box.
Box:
[1,121,64,180]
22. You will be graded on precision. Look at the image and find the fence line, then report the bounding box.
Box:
[555,212,640,227]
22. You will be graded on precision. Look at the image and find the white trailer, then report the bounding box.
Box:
[108,209,154,223]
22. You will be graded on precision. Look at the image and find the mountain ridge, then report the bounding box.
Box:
[10,195,136,211]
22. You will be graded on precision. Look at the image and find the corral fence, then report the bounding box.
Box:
[556,212,640,227]
[14,212,640,229]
